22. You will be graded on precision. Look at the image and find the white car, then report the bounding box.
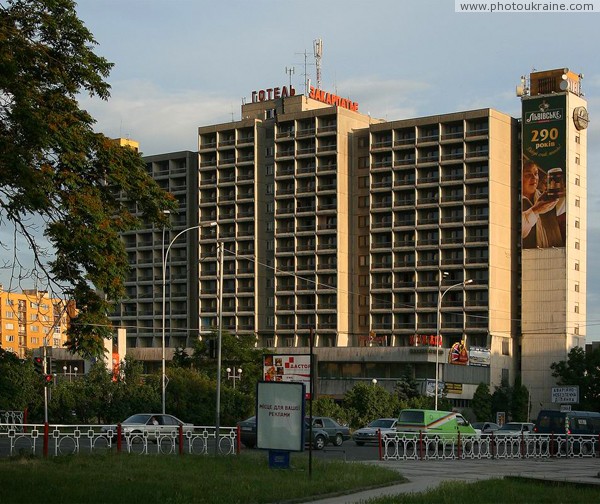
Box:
[493,422,535,436]
[102,413,192,441]
[352,418,398,446]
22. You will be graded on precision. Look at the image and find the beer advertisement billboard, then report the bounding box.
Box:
[521,94,567,249]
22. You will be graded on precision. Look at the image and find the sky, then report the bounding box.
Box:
[3,0,600,340]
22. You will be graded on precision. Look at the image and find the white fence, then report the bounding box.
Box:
[0,423,238,457]
[383,432,600,460]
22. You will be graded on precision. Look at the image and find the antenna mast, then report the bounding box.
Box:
[313,38,323,90]
[285,66,295,89]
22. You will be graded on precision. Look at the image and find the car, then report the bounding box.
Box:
[352,418,398,446]
[472,421,501,435]
[493,422,535,436]
[237,416,257,448]
[102,413,192,441]
[307,416,351,446]
[236,415,331,450]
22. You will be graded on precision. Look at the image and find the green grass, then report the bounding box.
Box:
[364,478,600,503]
[0,452,404,504]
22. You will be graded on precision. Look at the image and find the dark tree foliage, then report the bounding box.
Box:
[471,382,492,422]
[551,346,600,412]
[0,0,175,357]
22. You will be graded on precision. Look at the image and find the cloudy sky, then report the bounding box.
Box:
[3,0,600,340]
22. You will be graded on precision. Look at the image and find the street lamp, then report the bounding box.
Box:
[226,367,243,389]
[371,378,378,386]
[162,220,217,415]
[435,276,473,410]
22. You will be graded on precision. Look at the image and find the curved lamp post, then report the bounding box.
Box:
[435,277,473,410]
[162,221,217,415]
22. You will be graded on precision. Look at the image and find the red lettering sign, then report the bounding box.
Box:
[309,86,358,112]
[251,85,296,103]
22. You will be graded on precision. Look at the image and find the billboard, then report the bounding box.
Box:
[256,381,305,451]
[263,354,311,399]
[521,94,567,249]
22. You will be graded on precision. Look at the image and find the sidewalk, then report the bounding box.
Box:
[301,457,600,504]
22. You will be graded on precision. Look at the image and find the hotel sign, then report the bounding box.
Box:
[309,86,359,112]
[252,85,296,103]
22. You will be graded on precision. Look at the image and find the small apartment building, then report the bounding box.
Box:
[0,287,72,358]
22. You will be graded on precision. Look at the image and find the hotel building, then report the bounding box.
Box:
[113,68,587,416]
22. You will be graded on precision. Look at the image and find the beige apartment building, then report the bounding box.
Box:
[115,68,586,416]
[0,287,72,358]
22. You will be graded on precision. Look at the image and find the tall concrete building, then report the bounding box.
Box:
[114,68,587,417]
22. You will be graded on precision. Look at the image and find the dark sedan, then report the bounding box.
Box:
[307,416,351,446]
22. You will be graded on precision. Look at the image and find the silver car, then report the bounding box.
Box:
[494,422,535,436]
[102,413,192,441]
[353,418,398,446]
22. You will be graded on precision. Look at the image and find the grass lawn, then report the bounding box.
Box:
[365,477,600,503]
[0,452,404,504]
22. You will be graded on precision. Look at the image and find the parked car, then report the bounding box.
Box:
[306,416,351,446]
[236,415,331,450]
[237,416,257,448]
[472,422,501,435]
[102,413,192,441]
[353,418,398,446]
[534,410,600,435]
[493,422,535,436]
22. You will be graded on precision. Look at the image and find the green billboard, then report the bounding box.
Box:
[521,94,567,249]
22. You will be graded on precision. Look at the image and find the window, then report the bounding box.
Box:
[358,156,369,169]
[358,235,368,247]
[575,240,580,250]
[266,183,274,194]
[31,314,38,321]
[6,335,14,342]
[265,109,276,120]
[575,156,580,165]
[575,283,580,292]
[267,316,274,327]
[359,255,368,267]
[265,146,274,157]
[359,275,368,287]
[358,176,369,188]
[575,219,580,229]
[266,221,274,232]
[266,202,274,214]
[266,164,274,175]
[358,196,368,208]
[575,198,580,207]
[359,315,368,326]
[31,325,39,332]
[502,340,509,356]
[267,297,274,308]
[358,137,368,148]
[574,303,579,314]
[266,240,274,251]
[5,311,13,318]
[5,299,13,306]
[359,295,367,307]
[5,323,14,330]
[501,368,509,384]
[30,302,39,308]
[575,177,580,186]
[358,216,368,228]
[575,261,580,271]
[575,135,580,144]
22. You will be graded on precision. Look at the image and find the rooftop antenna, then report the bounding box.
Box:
[285,66,295,89]
[295,49,313,96]
[313,38,323,90]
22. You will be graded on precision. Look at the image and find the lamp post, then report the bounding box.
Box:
[215,239,224,455]
[371,378,378,386]
[226,367,243,389]
[435,276,473,410]
[162,220,217,415]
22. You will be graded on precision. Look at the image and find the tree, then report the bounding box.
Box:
[511,376,530,422]
[343,382,400,429]
[471,383,492,422]
[551,346,600,412]
[393,366,420,403]
[0,0,175,357]
[0,349,39,412]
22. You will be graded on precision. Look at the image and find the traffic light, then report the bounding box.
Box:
[44,374,53,386]
[33,356,44,375]
[49,357,56,375]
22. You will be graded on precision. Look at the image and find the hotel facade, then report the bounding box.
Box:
[112,68,587,417]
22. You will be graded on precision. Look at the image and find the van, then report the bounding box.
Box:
[534,410,600,435]
[396,409,477,438]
